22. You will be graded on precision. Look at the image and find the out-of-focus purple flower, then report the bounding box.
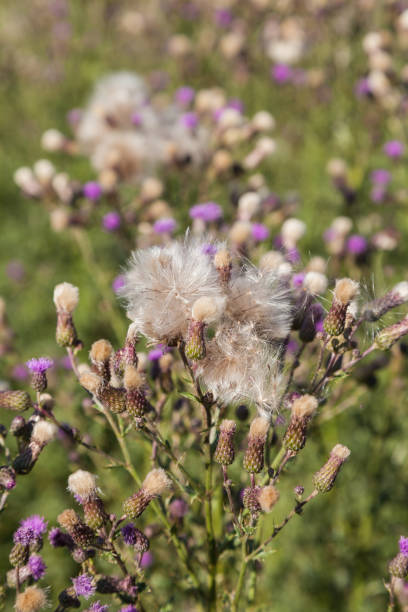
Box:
[286,247,300,263]
[28,554,46,580]
[72,573,95,599]
[181,112,198,129]
[12,364,28,381]
[346,234,368,255]
[354,78,371,98]
[67,108,82,126]
[83,181,102,201]
[227,98,244,113]
[175,86,195,105]
[88,602,108,612]
[291,69,307,86]
[140,551,153,569]
[112,275,125,293]
[370,186,386,203]
[315,319,324,333]
[103,211,121,232]
[14,527,35,545]
[148,347,164,361]
[21,515,48,538]
[292,273,305,288]
[272,64,293,83]
[400,537,408,556]
[6,260,25,282]
[121,523,137,546]
[323,228,337,243]
[286,339,299,354]
[370,169,391,185]
[263,193,280,211]
[169,498,189,519]
[384,140,404,159]
[59,355,72,370]
[49,527,74,548]
[274,234,283,249]
[189,202,223,222]
[201,244,217,256]
[153,218,177,234]
[26,358,53,374]
[120,606,139,612]
[251,223,269,242]
[214,8,232,27]
[131,112,143,126]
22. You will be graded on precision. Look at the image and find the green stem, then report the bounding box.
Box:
[232,538,248,612]
[271,446,287,473]
[204,403,217,610]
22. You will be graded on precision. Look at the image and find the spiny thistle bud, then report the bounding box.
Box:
[283,395,318,453]
[90,339,113,381]
[79,372,103,396]
[243,417,269,473]
[0,390,31,411]
[98,385,127,414]
[214,419,236,466]
[363,282,408,322]
[57,509,94,548]
[313,444,351,493]
[324,279,359,337]
[214,249,232,284]
[13,420,57,474]
[123,525,151,553]
[123,468,171,518]
[15,586,48,612]
[389,538,408,578]
[53,282,79,347]
[83,498,107,530]
[374,316,408,350]
[243,486,261,519]
[0,465,16,490]
[185,297,218,361]
[258,485,280,513]
[9,542,29,567]
[26,358,53,393]
[124,365,149,418]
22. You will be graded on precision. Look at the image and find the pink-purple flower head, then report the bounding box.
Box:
[227,98,244,113]
[26,357,54,374]
[140,551,153,568]
[189,202,223,222]
[131,112,143,126]
[72,573,95,599]
[83,181,102,201]
[175,86,195,106]
[88,603,109,612]
[49,527,74,549]
[102,211,121,232]
[370,169,391,185]
[28,554,46,580]
[120,606,139,612]
[201,243,217,256]
[346,234,368,255]
[384,140,404,159]
[214,8,233,27]
[251,223,269,242]
[153,217,177,234]
[292,273,305,288]
[112,274,125,293]
[272,64,293,84]
[121,522,137,545]
[354,78,371,98]
[148,346,165,361]
[14,515,48,545]
[181,112,198,130]
[400,536,408,556]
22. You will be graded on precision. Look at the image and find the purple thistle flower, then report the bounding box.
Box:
[315,319,324,333]
[214,8,232,27]
[59,355,72,370]
[120,606,139,612]
[251,223,269,242]
[384,140,404,159]
[169,498,189,519]
[83,181,102,201]
[201,243,217,256]
[88,603,108,612]
[271,64,293,84]
[286,339,299,354]
[121,523,137,546]
[400,536,408,556]
[181,112,198,130]
[14,526,35,545]
[28,554,46,580]
[354,78,371,98]
[72,573,95,599]
[102,211,121,232]
[370,185,386,203]
[112,275,125,293]
[227,98,244,113]
[292,273,305,288]
[189,202,223,222]
[26,358,54,374]
[49,527,74,548]
[131,112,143,126]
[286,247,301,263]
[175,86,195,105]
[346,234,368,255]
[148,347,164,361]
[140,551,153,569]
[21,515,48,537]
[370,169,391,185]
[153,218,177,234]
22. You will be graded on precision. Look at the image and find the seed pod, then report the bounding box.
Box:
[243,417,269,473]
[56,311,78,347]
[324,279,359,336]
[90,339,113,382]
[57,509,94,548]
[54,283,80,348]
[283,395,317,452]
[214,420,236,466]
[258,486,280,513]
[313,444,351,493]
[0,390,31,412]
[133,529,150,553]
[123,469,171,518]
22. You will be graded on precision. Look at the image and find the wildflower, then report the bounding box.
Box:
[313,444,351,493]
[28,555,46,580]
[324,279,359,336]
[374,316,408,349]
[238,192,261,220]
[123,468,171,518]
[370,169,391,185]
[272,64,293,83]
[53,282,79,347]
[389,538,408,578]
[15,586,48,612]
[102,211,121,232]
[58,509,94,548]
[86,603,109,612]
[189,202,222,222]
[251,223,269,242]
[281,218,306,249]
[83,181,102,200]
[13,422,57,474]
[41,128,65,151]
[112,275,125,293]
[175,86,195,105]
[0,466,16,490]
[124,365,149,418]
[214,249,232,284]
[181,112,198,129]
[169,498,189,519]
[243,486,261,519]
[214,420,237,466]
[185,297,221,361]
[140,551,153,568]
[48,527,74,548]
[26,358,53,392]
[72,573,96,599]
[20,516,48,539]
[283,395,318,453]
[346,235,368,255]
[153,217,177,234]
[384,140,404,159]
[90,339,113,380]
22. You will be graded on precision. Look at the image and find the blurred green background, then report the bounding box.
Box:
[1,1,408,610]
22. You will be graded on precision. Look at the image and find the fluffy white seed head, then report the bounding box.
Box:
[281,218,306,248]
[68,469,98,500]
[192,297,219,323]
[249,416,270,439]
[14,166,35,188]
[331,216,353,236]
[229,221,252,245]
[90,339,113,364]
[326,158,347,179]
[259,251,285,271]
[33,159,55,184]
[214,249,231,269]
[140,177,163,201]
[143,468,172,496]
[41,128,65,151]
[292,395,318,419]
[307,256,327,274]
[393,281,408,301]
[258,486,280,513]
[251,110,275,132]
[331,444,351,461]
[79,372,102,395]
[304,272,328,295]
[15,586,48,612]
[32,420,57,446]
[53,282,79,313]
[238,192,261,220]
[334,278,359,304]
[123,365,144,390]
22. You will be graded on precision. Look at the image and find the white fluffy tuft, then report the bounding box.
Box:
[53,282,79,313]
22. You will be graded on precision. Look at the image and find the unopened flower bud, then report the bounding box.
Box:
[123,469,171,518]
[13,420,57,474]
[374,316,408,350]
[243,417,269,473]
[214,419,236,466]
[283,395,318,452]
[0,390,31,411]
[124,366,149,419]
[313,444,351,493]
[58,509,94,548]
[243,486,261,519]
[9,542,29,567]
[324,279,359,336]
[53,283,79,347]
